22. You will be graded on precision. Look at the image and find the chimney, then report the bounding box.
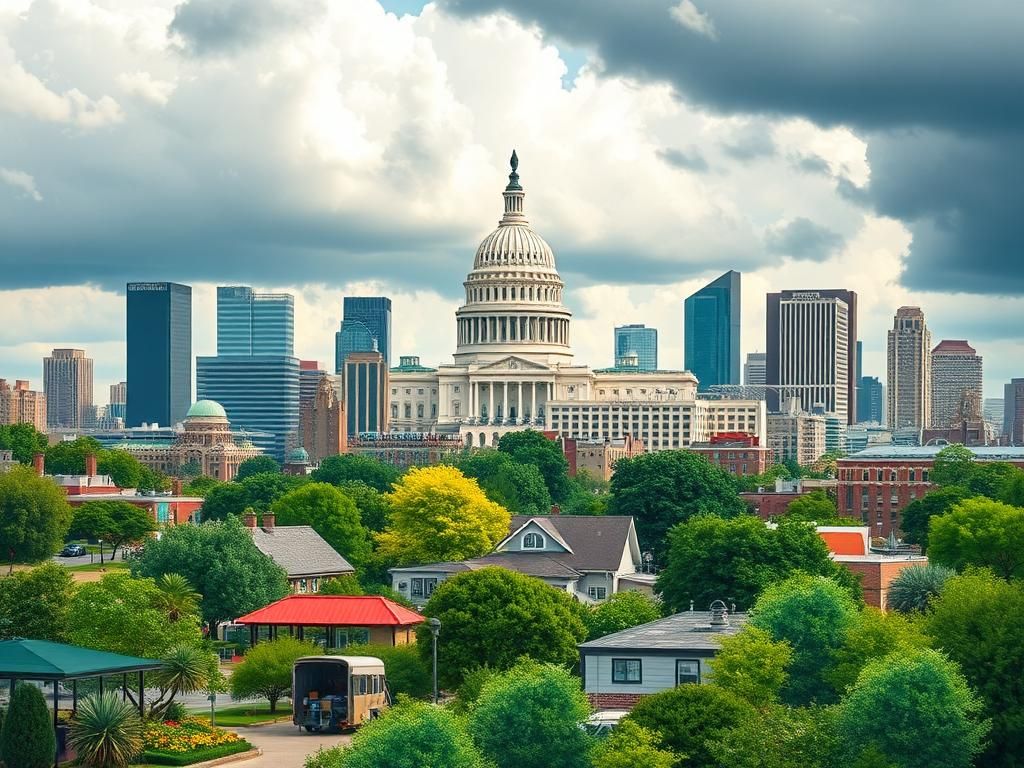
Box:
[33,453,45,476]
[262,513,275,532]
[242,510,257,530]
[549,504,561,516]
[171,478,183,496]
[85,453,98,477]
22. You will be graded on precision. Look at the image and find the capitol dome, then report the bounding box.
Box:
[186,400,228,420]
[286,446,310,464]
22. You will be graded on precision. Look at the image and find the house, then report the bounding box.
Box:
[243,512,355,594]
[389,514,654,606]
[579,602,747,710]
[816,525,928,610]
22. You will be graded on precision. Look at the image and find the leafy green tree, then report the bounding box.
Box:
[468,661,592,768]
[591,720,676,768]
[419,568,587,687]
[0,465,73,572]
[886,564,955,613]
[44,436,103,474]
[0,422,48,464]
[377,466,510,566]
[785,491,838,522]
[929,444,976,488]
[240,471,306,511]
[706,704,841,768]
[0,682,56,768]
[928,498,1024,579]
[154,573,202,623]
[735,463,795,493]
[342,643,432,699]
[627,683,753,768]
[271,483,372,566]
[900,486,973,551]
[236,455,281,480]
[560,469,611,516]
[657,516,857,613]
[837,649,987,768]
[199,482,250,521]
[96,450,149,489]
[0,561,74,641]
[584,591,662,640]
[925,569,1024,767]
[709,626,792,707]
[750,574,859,706]
[70,500,155,559]
[451,665,499,714]
[312,454,402,493]
[147,643,222,719]
[456,450,552,516]
[318,574,364,595]
[1001,469,1024,507]
[230,637,322,712]
[133,516,290,626]
[825,607,929,694]
[609,451,746,560]
[339,481,390,532]
[497,430,570,501]
[69,692,143,768]
[182,475,221,497]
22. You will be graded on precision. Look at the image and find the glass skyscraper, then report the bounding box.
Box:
[217,286,294,356]
[126,282,192,427]
[684,271,741,390]
[335,297,392,373]
[614,324,658,370]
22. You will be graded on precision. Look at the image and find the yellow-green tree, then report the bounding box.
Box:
[376,466,510,565]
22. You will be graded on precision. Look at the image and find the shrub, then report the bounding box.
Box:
[339,643,432,700]
[585,591,662,640]
[0,682,56,768]
[229,637,320,712]
[591,720,676,768]
[69,693,143,768]
[886,564,955,613]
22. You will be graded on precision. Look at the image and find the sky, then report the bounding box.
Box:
[1,0,1021,404]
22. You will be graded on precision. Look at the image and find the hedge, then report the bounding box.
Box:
[141,740,253,766]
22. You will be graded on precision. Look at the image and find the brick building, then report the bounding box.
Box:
[690,433,770,477]
[0,379,47,432]
[816,526,928,610]
[741,478,836,520]
[574,436,645,481]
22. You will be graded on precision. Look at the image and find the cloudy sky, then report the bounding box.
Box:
[2,0,1021,403]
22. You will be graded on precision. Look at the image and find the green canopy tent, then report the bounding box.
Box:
[0,638,161,767]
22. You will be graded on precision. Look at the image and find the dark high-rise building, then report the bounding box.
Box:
[614,324,658,370]
[858,376,884,424]
[335,297,392,373]
[766,289,858,425]
[344,351,389,435]
[126,282,192,427]
[684,271,740,390]
[1003,379,1024,446]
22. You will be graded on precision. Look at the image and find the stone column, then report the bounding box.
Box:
[488,383,494,422]
[517,383,523,424]
[502,381,508,424]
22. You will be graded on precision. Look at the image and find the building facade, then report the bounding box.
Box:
[108,382,127,422]
[886,306,930,432]
[767,398,826,466]
[690,433,770,477]
[1005,379,1024,446]
[930,340,983,429]
[348,432,464,469]
[300,376,346,462]
[743,352,766,386]
[857,376,884,424]
[574,436,645,481]
[344,352,389,436]
[684,271,741,390]
[0,379,46,431]
[216,286,294,356]
[126,282,192,428]
[335,297,392,373]
[44,348,94,429]
[614,325,658,371]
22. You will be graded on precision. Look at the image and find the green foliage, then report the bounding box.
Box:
[271,483,372,566]
[705,704,841,768]
[735,463,795,493]
[230,637,320,712]
[657,516,856,612]
[312,454,402,493]
[70,500,155,557]
[419,567,587,687]
[240,472,307,512]
[784,491,838,522]
[236,456,281,480]
[154,573,202,623]
[182,475,221,498]
[0,682,56,768]
[837,648,987,768]
[69,693,143,768]
[627,683,753,768]
[455,449,553,516]
[199,482,250,521]
[609,451,746,560]
[560,469,611,516]
[886,564,955,613]
[584,591,662,640]
[750,574,858,706]
[900,486,973,551]
[0,561,74,641]
[339,481,390,532]
[497,430,571,501]
[45,436,104,474]
[591,720,676,768]
[149,644,223,718]
[340,643,432,699]
[133,516,290,626]
[925,569,1024,766]
[143,741,252,766]
[928,497,1024,579]
[929,444,976,487]
[0,422,48,463]
[0,465,73,569]
[451,665,498,713]
[825,608,930,695]
[709,626,792,706]
[97,450,150,490]
[468,661,592,768]
[318,574,364,595]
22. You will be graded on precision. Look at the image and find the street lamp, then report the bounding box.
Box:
[97,539,104,565]
[428,617,441,704]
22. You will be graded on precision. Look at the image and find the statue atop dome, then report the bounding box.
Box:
[506,148,522,191]
[510,149,518,171]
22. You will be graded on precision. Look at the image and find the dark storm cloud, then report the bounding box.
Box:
[169,0,326,55]
[764,217,844,261]
[439,0,1024,294]
[657,147,709,173]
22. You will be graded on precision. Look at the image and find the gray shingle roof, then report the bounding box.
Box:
[579,611,749,652]
[506,515,636,572]
[467,553,582,579]
[251,526,355,579]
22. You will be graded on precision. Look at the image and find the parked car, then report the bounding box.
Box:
[59,544,87,557]
[582,710,629,738]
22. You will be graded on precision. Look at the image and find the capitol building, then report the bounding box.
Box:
[388,152,764,450]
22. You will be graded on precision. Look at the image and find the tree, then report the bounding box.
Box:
[1001,469,1024,507]
[837,649,987,768]
[468,661,592,768]
[0,465,73,572]
[318,574,364,595]
[925,570,1024,767]
[0,561,74,641]
[339,481,390,532]
[560,469,611,516]
[240,471,306,511]
[886,564,955,613]
[96,450,149,489]
[147,643,222,719]
[312,454,402,493]
[230,637,321,712]
[609,451,746,561]
[183,475,221,497]
[591,720,676,768]
[929,444,976,488]
[0,422,48,464]
[928,498,1024,579]
[0,682,56,768]
[657,516,857,613]
[709,626,792,706]
[455,450,552,516]
[785,491,838,522]
[377,466,510,566]
[342,643,432,699]
[70,500,155,559]
[44,436,103,475]
[154,573,202,622]
[199,482,250,521]
[69,572,202,657]
[584,591,662,640]
[825,607,929,694]
[272,483,372,566]
[419,568,587,687]
[900,486,973,551]
[497,430,570,501]
[705,704,841,768]
[749,574,858,706]
[133,517,290,626]
[236,455,281,481]
[69,692,143,768]
[627,684,753,768]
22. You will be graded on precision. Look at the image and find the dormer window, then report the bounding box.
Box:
[523,532,545,549]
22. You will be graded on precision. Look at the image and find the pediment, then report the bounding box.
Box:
[474,356,553,372]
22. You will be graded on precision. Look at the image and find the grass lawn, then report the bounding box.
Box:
[198,704,291,727]
[65,560,130,573]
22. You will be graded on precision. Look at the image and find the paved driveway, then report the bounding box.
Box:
[230,721,351,768]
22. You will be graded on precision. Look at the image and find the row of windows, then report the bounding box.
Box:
[353,674,386,696]
[611,658,700,686]
[391,388,438,396]
[391,403,438,420]
[467,284,562,303]
[840,467,930,482]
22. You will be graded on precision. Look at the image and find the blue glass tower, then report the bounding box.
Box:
[217,286,294,356]
[126,282,192,427]
[614,324,658,370]
[334,297,391,373]
[684,271,741,390]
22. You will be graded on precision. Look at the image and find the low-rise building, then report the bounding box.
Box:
[690,433,770,477]
[741,477,836,520]
[817,526,928,610]
[348,431,465,469]
[0,451,18,473]
[574,436,645,480]
[242,511,355,594]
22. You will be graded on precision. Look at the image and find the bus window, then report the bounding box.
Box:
[358,676,367,695]
[372,675,380,694]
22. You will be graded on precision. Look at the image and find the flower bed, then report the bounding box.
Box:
[142,716,250,764]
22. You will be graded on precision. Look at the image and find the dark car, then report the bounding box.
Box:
[59,544,87,557]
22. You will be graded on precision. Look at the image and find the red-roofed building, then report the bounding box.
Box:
[815,525,928,610]
[236,595,424,648]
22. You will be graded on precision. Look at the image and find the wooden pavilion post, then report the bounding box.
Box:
[53,680,59,768]
[138,671,145,718]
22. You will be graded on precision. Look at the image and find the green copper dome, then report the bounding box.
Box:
[186,400,227,419]
[287,447,310,463]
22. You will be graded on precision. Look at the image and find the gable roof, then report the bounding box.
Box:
[236,595,424,627]
[506,515,637,571]
[579,611,749,653]
[251,526,354,578]
[497,517,574,553]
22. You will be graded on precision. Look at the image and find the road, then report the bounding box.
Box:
[229,721,351,767]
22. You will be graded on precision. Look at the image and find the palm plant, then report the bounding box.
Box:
[887,564,956,613]
[69,693,142,768]
[147,644,222,719]
[154,573,201,622]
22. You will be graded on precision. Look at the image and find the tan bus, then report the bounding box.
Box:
[293,656,389,733]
